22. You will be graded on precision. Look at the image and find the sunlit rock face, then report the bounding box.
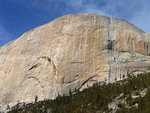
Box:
[0,13,150,109]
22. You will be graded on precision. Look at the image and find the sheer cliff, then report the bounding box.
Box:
[0,13,150,110]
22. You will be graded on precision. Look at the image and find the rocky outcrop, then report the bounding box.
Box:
[0,13,150,110]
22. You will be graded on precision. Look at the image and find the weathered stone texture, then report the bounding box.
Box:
[0,13,150,109]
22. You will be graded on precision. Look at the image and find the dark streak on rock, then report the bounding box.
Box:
[71,61,84,64]
[27,76,44,89]
[79,74,98,90]
[41,56,57,70]
[28,63,41,70]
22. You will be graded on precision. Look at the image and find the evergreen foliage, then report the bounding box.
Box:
[8,72,150,113]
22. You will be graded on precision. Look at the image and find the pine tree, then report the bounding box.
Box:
[35,96,38,103]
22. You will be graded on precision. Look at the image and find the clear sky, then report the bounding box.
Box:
[0,0,150,47]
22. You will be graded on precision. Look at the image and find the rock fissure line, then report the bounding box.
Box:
[64,79,78,84]
[79,74,99,90]
[40,56,57,70]
[107,17,114,83]
[27,76,44,89]
[32,27,42,58]
[26,76,46,97]
[28,63,41,70]
[71,61,84,64]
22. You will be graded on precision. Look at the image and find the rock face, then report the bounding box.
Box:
[0,13,150,109]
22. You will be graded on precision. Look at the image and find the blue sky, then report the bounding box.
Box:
[0,0,150,47]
